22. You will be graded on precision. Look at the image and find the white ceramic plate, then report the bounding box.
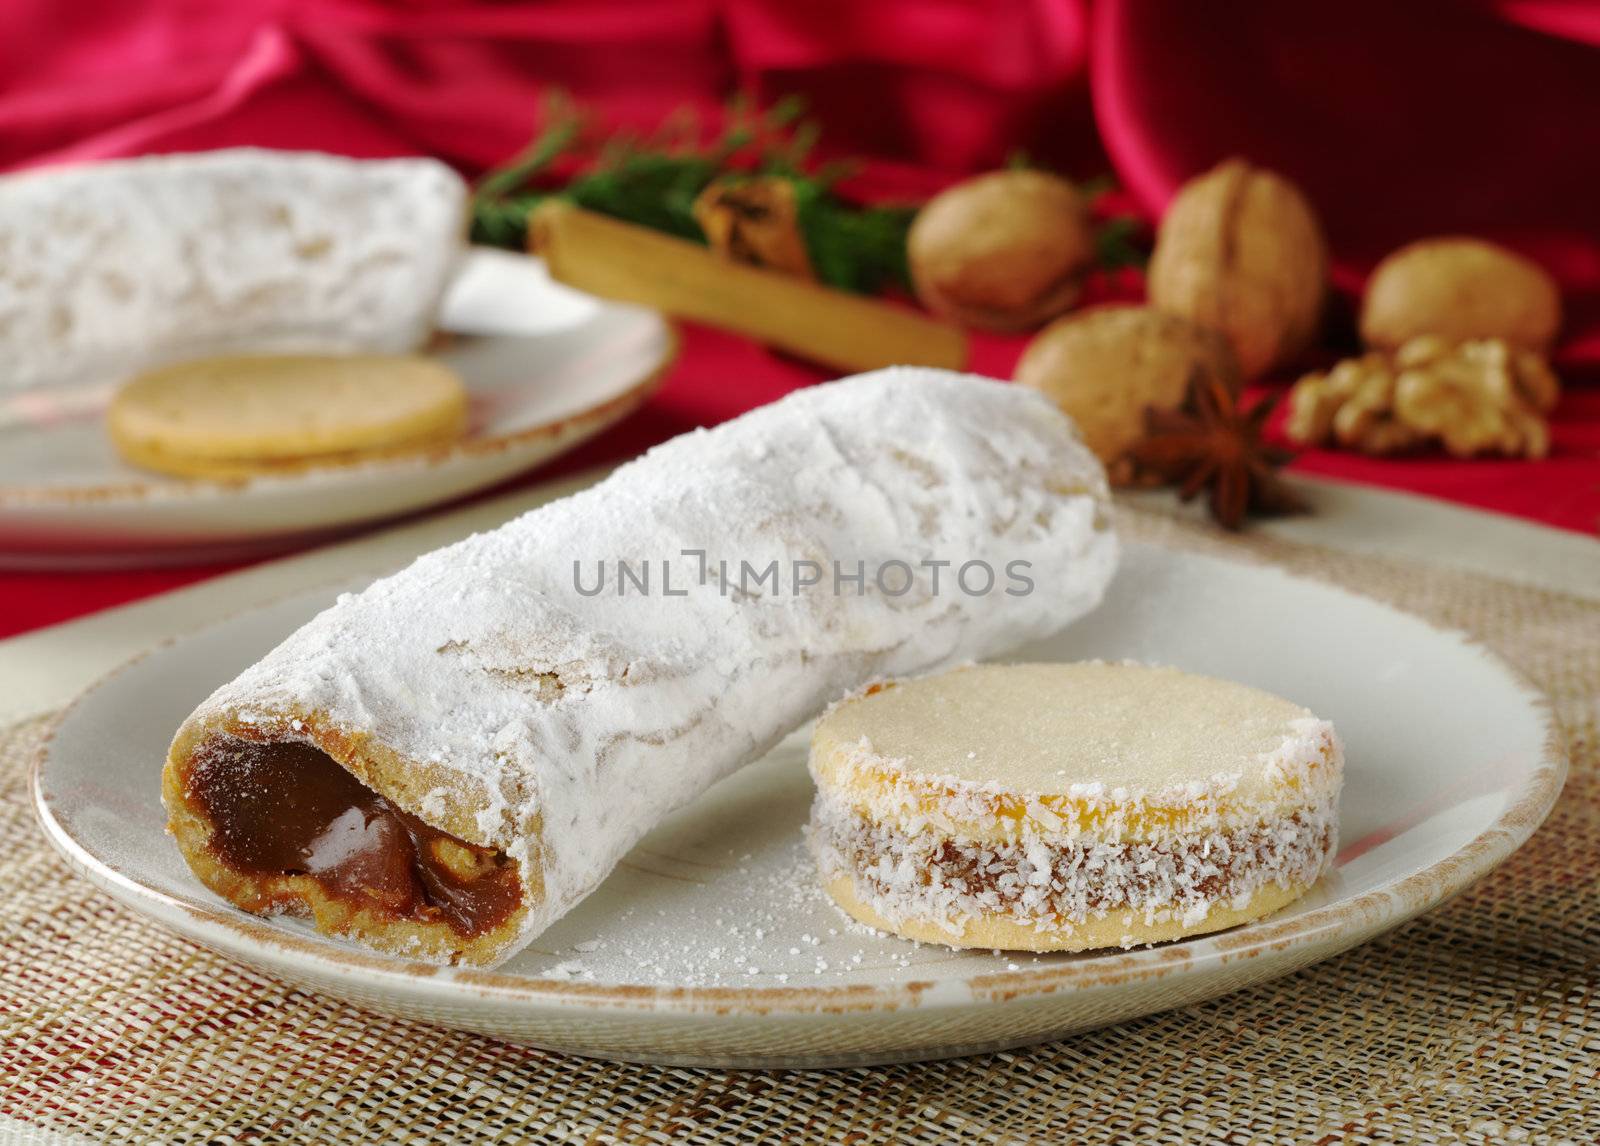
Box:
[0,250,674,567]
[32,542,1564,1068]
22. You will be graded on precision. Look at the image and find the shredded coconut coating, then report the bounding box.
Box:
[0,149,466,391]
[170,369,1118,962]
[809,789,1338,940]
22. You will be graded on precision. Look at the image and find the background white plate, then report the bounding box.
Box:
[0,251,674,566]
[32,542,1564,1068]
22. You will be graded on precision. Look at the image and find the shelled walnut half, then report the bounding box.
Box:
[1286,336,1559,459]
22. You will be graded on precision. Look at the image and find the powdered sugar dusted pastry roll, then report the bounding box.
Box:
[164,369,1118,965]
[809,662,1342,950]
[0,149,466,391]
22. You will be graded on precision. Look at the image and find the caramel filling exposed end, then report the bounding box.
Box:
[187,738,521,940]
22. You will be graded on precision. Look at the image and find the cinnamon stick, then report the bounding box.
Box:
[530,201,968,374]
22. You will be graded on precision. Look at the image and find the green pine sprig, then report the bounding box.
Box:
[471,93,914,294]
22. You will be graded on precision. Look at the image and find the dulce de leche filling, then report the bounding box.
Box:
[187,737,521,939]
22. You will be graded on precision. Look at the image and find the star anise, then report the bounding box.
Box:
[1124,367,1306,531]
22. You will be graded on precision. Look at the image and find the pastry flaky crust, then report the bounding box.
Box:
[164,369,1120,966]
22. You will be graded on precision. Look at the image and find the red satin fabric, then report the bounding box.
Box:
[1,0,1596,638]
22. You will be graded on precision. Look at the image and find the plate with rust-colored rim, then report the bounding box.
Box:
[0,250,676,567]
[31,541,1564,1068]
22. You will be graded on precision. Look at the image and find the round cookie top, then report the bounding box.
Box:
[108,354,467,470]
[811,662,1340,835]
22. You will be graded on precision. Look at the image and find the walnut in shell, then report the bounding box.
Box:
[908,170,1094,333]
[1360,237,1561,353]
[1147,159,1328,380]
[1285,335,1558,459]
[1014,304,1236,481]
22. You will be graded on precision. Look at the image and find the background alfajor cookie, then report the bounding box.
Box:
[108,354,468,479]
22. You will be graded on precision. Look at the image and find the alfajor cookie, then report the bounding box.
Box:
[108,354,468,479]
[808,662,1342,951]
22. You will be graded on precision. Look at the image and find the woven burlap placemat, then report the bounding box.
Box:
[3,507,1596,1144]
